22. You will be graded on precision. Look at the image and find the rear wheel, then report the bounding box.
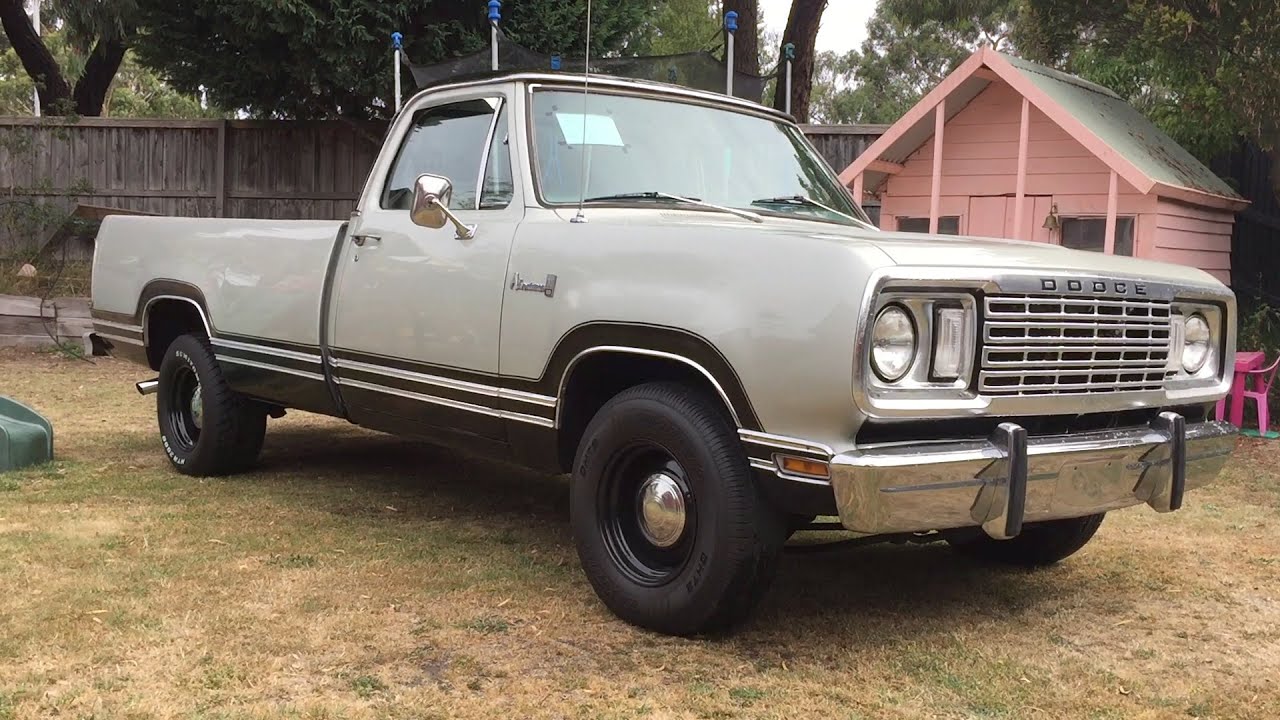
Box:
[570,382,787,636]
[156,334,266,476]
[948,513,1105,567]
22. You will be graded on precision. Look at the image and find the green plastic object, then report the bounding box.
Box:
[0,396,53,472]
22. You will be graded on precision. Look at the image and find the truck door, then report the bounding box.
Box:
[328,89,520,441]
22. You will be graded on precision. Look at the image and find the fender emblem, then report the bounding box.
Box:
[511,272,557,298]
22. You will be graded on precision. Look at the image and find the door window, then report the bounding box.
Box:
[381,97,507,211]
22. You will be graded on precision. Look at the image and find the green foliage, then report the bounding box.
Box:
[646,0,720,56]
[129,0,656,120]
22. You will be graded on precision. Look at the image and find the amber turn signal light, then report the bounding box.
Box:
[776,455,830,479]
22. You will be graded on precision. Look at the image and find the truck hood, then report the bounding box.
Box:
[861,230,1223,287]
[551,208,1226,289]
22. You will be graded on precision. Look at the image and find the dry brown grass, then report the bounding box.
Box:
[1,349,1278,719]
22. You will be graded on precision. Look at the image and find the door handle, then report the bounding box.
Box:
[352,234,381,247]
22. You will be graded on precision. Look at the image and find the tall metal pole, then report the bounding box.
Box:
[725,11,737,96]
[489,1,502,71]
[28,0,40,116]
[783,43,795,115]
[391,32,403,113]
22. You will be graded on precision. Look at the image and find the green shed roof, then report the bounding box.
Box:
[999,52,1241,200]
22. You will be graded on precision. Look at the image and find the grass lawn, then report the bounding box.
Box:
[1,350,1278,719]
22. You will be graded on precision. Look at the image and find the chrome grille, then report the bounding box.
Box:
[980,294,1172,396]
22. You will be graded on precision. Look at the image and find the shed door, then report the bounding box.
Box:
[968,195,1054,241]
[968,196,1008,238]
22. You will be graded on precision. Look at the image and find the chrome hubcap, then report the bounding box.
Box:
[189,384,203,430]
[636,472,687,549]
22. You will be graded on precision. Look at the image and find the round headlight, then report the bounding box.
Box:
[871,304,917,382]
[1182,313,1211,373]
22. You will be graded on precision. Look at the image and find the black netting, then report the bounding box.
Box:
[407,28,770,103]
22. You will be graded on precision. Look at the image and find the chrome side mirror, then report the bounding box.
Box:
[410,174,477,240]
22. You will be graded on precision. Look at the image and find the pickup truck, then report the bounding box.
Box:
[91,71,1238,636]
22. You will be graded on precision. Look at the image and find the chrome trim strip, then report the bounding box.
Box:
[428,73,793,123]
[738,429,834,458]
[332,356,557,408]
[474,97,505,210]
[498,387,558,408]
[93,319,143,333]
[337,377,555,428]
[211,337,322,365]
[97,332,145,347]
[216,355,326,382]
[555,346,743,429]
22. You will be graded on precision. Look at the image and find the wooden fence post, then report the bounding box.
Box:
[214,119,228,217]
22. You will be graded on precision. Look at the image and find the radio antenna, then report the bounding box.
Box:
[570,0,593,224]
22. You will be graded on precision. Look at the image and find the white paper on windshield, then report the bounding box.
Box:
[555,113,624,147]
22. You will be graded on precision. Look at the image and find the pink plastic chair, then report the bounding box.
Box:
[1240,356,1280,434]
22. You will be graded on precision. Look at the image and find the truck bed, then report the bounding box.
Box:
[92,216,345,346]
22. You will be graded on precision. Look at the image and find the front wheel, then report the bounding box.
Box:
[570,382,787,636]
[948,513,1105,567]
[156,334,266,476]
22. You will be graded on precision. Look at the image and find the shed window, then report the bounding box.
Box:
[1060,217,1135,256]
[898,216,959,235]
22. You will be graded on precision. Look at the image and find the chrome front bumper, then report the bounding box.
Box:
[830,413,1237,539]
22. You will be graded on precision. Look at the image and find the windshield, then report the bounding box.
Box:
[530,89,873,227]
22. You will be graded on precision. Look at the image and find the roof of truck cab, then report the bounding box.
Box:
[404,70,795,123]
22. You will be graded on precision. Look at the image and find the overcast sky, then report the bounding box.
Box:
[757,1,875,55]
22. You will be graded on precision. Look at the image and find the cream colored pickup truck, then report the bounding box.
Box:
[91,72,1238,635]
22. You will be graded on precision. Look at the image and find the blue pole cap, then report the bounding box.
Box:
[725,10,738,32]
[391,32,403,50]
[488,0,501,22]
[551,54,562,71]
[783,42,795,60]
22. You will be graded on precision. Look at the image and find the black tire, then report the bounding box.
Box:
[570,382,788,636]
[156,334,267,476]
[948,513,1105,567]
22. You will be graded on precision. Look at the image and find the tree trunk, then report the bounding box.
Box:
[73,39,128,116]
[0,0,72,113]
[723,0,759,77]
[772,0,826,122]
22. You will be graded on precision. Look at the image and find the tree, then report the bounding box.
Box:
[811,0,1015,124]
[0,24,211,117]
[0,0,133,115]
[129,0,656,120]
[723,0,759,76]
[771,0,826,121]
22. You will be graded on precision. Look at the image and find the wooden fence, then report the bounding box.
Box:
[0,117,885,256]
[0,117,385,255]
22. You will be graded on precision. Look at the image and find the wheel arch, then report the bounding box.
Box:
[546,326,761,473]
[138,281,214,370]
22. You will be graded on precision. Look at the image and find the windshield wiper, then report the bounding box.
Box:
[751,195,877,230]
[582,191,763,223]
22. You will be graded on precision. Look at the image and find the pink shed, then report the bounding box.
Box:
[839,47,1248,285]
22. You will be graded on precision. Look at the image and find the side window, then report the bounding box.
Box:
[381,97,502,211]
[1060,217,1135,256]
[479,104,514,210]
[898,216,960,235]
